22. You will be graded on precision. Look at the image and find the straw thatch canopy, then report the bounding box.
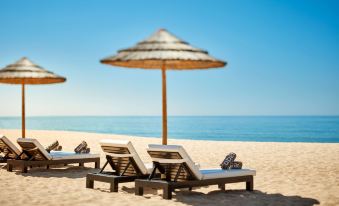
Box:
[0,57,66,85]
[101,29,226,69]
[100,29,227,145]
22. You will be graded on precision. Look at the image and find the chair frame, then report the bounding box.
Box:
[0,151,11,163]
[7,158,100,173]
[86,154,148,192]
[135,150,254,200]
[7,141,100,173]
[0,137,21,163]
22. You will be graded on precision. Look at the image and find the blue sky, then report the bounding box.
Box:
[0,0,338,116]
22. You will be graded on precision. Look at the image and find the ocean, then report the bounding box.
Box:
[0,116,338,143]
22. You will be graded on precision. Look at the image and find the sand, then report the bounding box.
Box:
[0,129,338,206]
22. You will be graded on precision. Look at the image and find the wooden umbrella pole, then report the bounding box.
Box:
[161,63,168,145]
[22,83,25,138]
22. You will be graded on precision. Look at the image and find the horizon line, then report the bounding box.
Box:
[1,115,339,118]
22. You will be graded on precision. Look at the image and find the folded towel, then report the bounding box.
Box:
[46,141,60,153]
[231,161,243,169]
[220,152,236,170]
[74,141,89,154]
[55,145,62,151]
[80,147,90,154]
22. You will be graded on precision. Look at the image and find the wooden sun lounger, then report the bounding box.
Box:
[135,144,256,199]
[86,139,153,192]
[0,135,22,163]
[7,138,100,173]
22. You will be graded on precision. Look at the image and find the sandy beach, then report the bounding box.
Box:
[0,129,338,206]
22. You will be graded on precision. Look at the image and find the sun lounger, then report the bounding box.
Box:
[7,138,100,173]
[135,144,256,199]
[86,139,153,192]
[0,135,21,163]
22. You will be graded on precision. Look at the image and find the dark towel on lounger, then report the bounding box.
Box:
[220,152,236,170]
[46,140,61,153]
[231,161,243,169]
[74,141,90,154]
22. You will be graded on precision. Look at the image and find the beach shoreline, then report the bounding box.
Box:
[2,116,338,143]
[1,129,338,205]
[2,128,339,144]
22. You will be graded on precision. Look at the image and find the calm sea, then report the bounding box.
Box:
[0,116,338,143]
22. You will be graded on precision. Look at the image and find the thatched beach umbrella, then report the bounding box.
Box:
[0,57,66,138]
[101,29,226,145]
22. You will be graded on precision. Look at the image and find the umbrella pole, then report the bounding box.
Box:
[162,63,167,145]
[22,83,25,138]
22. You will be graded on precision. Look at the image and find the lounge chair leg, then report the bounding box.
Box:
[110,180,118,192]
[95,161,100,169]
[22,166,28,173]
[246,176,253,191]
[46,165,49,169]
[7,163,13,172]
[135,185,143,196]
[79,163,84,167]
[188,187,192,191]
[218,184,226,190]
[163,185,172,200]
[86,178,94,189]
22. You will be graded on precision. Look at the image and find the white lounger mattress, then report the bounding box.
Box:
[200,168,256,180]
[49,151,100,160]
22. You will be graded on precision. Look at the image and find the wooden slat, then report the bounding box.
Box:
[148,151,196,181]
[148,151,182,159]
[0,140,17,159]
[101,145,145,176]
[17,141,48,160]
[101,146,130,154]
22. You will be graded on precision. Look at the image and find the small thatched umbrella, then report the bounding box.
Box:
[0,57,66,138]
[101,29,226,145]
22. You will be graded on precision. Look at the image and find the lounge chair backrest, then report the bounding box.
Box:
[0,135,21,158]
[17,138,52,160]
[100,139,148,175]
[147,144,203,181]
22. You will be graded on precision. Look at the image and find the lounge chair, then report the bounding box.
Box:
[0,135,21,163]
[7,138,100,173]
[135,144,256,199]
[86,139,153,192]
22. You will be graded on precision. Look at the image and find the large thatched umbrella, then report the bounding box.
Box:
[0,57,66,138]
[101,29,226,145]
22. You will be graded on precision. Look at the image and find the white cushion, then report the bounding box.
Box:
[17,138,52,160]
[100,139,149,175]
[200,168,256,180]
[0,135,21,156]
[50,151,100,160]
[148,144,203,180]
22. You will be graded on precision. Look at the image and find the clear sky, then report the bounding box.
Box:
[0,0,338,116]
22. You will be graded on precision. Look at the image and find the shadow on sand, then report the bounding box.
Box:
[121,187,320,206]
[175,190,319,206]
